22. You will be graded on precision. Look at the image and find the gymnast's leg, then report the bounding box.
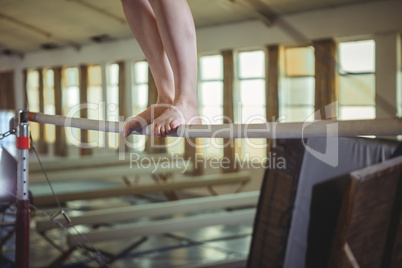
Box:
[121,0,175,137]
[148,0,201,138]
[122,0,201,138]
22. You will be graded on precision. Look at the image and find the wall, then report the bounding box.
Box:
[0,0,401,111]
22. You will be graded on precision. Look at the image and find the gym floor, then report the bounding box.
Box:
[1,192,254,268]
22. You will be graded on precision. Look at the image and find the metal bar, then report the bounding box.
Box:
[28,112,402,139]
[15,110,30,268]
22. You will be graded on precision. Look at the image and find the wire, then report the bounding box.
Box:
[29,134,62,209]
[29,135,109,267]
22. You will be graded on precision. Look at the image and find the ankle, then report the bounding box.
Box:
[156,95,174,104]
[174,95,199,108]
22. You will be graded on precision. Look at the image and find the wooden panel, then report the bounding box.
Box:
[266,45,279,161]
[247,139,306,268]
[314,39,336,120]
[266,45,279,121]
[53,67,67,157]
[79,64,91,156]
[117,61,127,153]
[0,71,15,110]
[328,156,402,268]
[37,68,48,154]
[222,50,237,173]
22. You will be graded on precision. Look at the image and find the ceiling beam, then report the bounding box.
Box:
[0,12,81,51]
[67,0,127,25]
[227,0,276,26]
[0,12,52,38]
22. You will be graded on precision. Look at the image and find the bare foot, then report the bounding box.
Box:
[124,103,171,137]
[151,101,201,138]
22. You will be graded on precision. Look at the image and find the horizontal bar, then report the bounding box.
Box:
[33,171,251,206]
[35,191,259,232]
[67,208,256,246]
[29,159,192,184]
[28,112,402,139]
[29,152,171,173]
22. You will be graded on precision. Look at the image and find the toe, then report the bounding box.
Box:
[165,123,172,135]
[153,122,161,138]
[124,120,136,137]
[160,125,166,138]
[151,122,157,136]
[170,118,182,130]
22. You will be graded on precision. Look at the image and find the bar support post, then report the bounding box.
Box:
[15,110,30,268]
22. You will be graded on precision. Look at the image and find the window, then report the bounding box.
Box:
[62,67,80,146]
[0,111,15,148]
[198,55,224,158]
[131,61,149,152]
[26,70,40,142]
[87,65,105,147]
[235,50,266,159]
[338,40,375,120]
[43,69,55,143]
[107,63,119,148]
[280,46,315,122]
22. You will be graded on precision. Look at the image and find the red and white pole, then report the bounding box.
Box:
[15,110,30,268]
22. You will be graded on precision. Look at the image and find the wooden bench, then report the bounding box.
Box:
[29,152,174,173]
[35,190,259,233]
[32,171,251,206]
[68,208,255,246]
[40,191,257,267]
[29,153,190,184]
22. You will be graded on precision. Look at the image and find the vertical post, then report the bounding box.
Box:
[37,68,48,154]
[117,61,128,154]
[15,110,30,268]
[313,39,337,120]
[53,67,67,156]
[222,50,238,173]
[266,45,280,154]
[79,65,91,156]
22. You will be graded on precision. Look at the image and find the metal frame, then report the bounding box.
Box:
[14,110,30,268]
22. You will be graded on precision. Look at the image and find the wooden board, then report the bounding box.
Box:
[328,155,402,268]
[247,139,306,268]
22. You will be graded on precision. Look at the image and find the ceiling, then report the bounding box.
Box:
[0,0,380,55]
